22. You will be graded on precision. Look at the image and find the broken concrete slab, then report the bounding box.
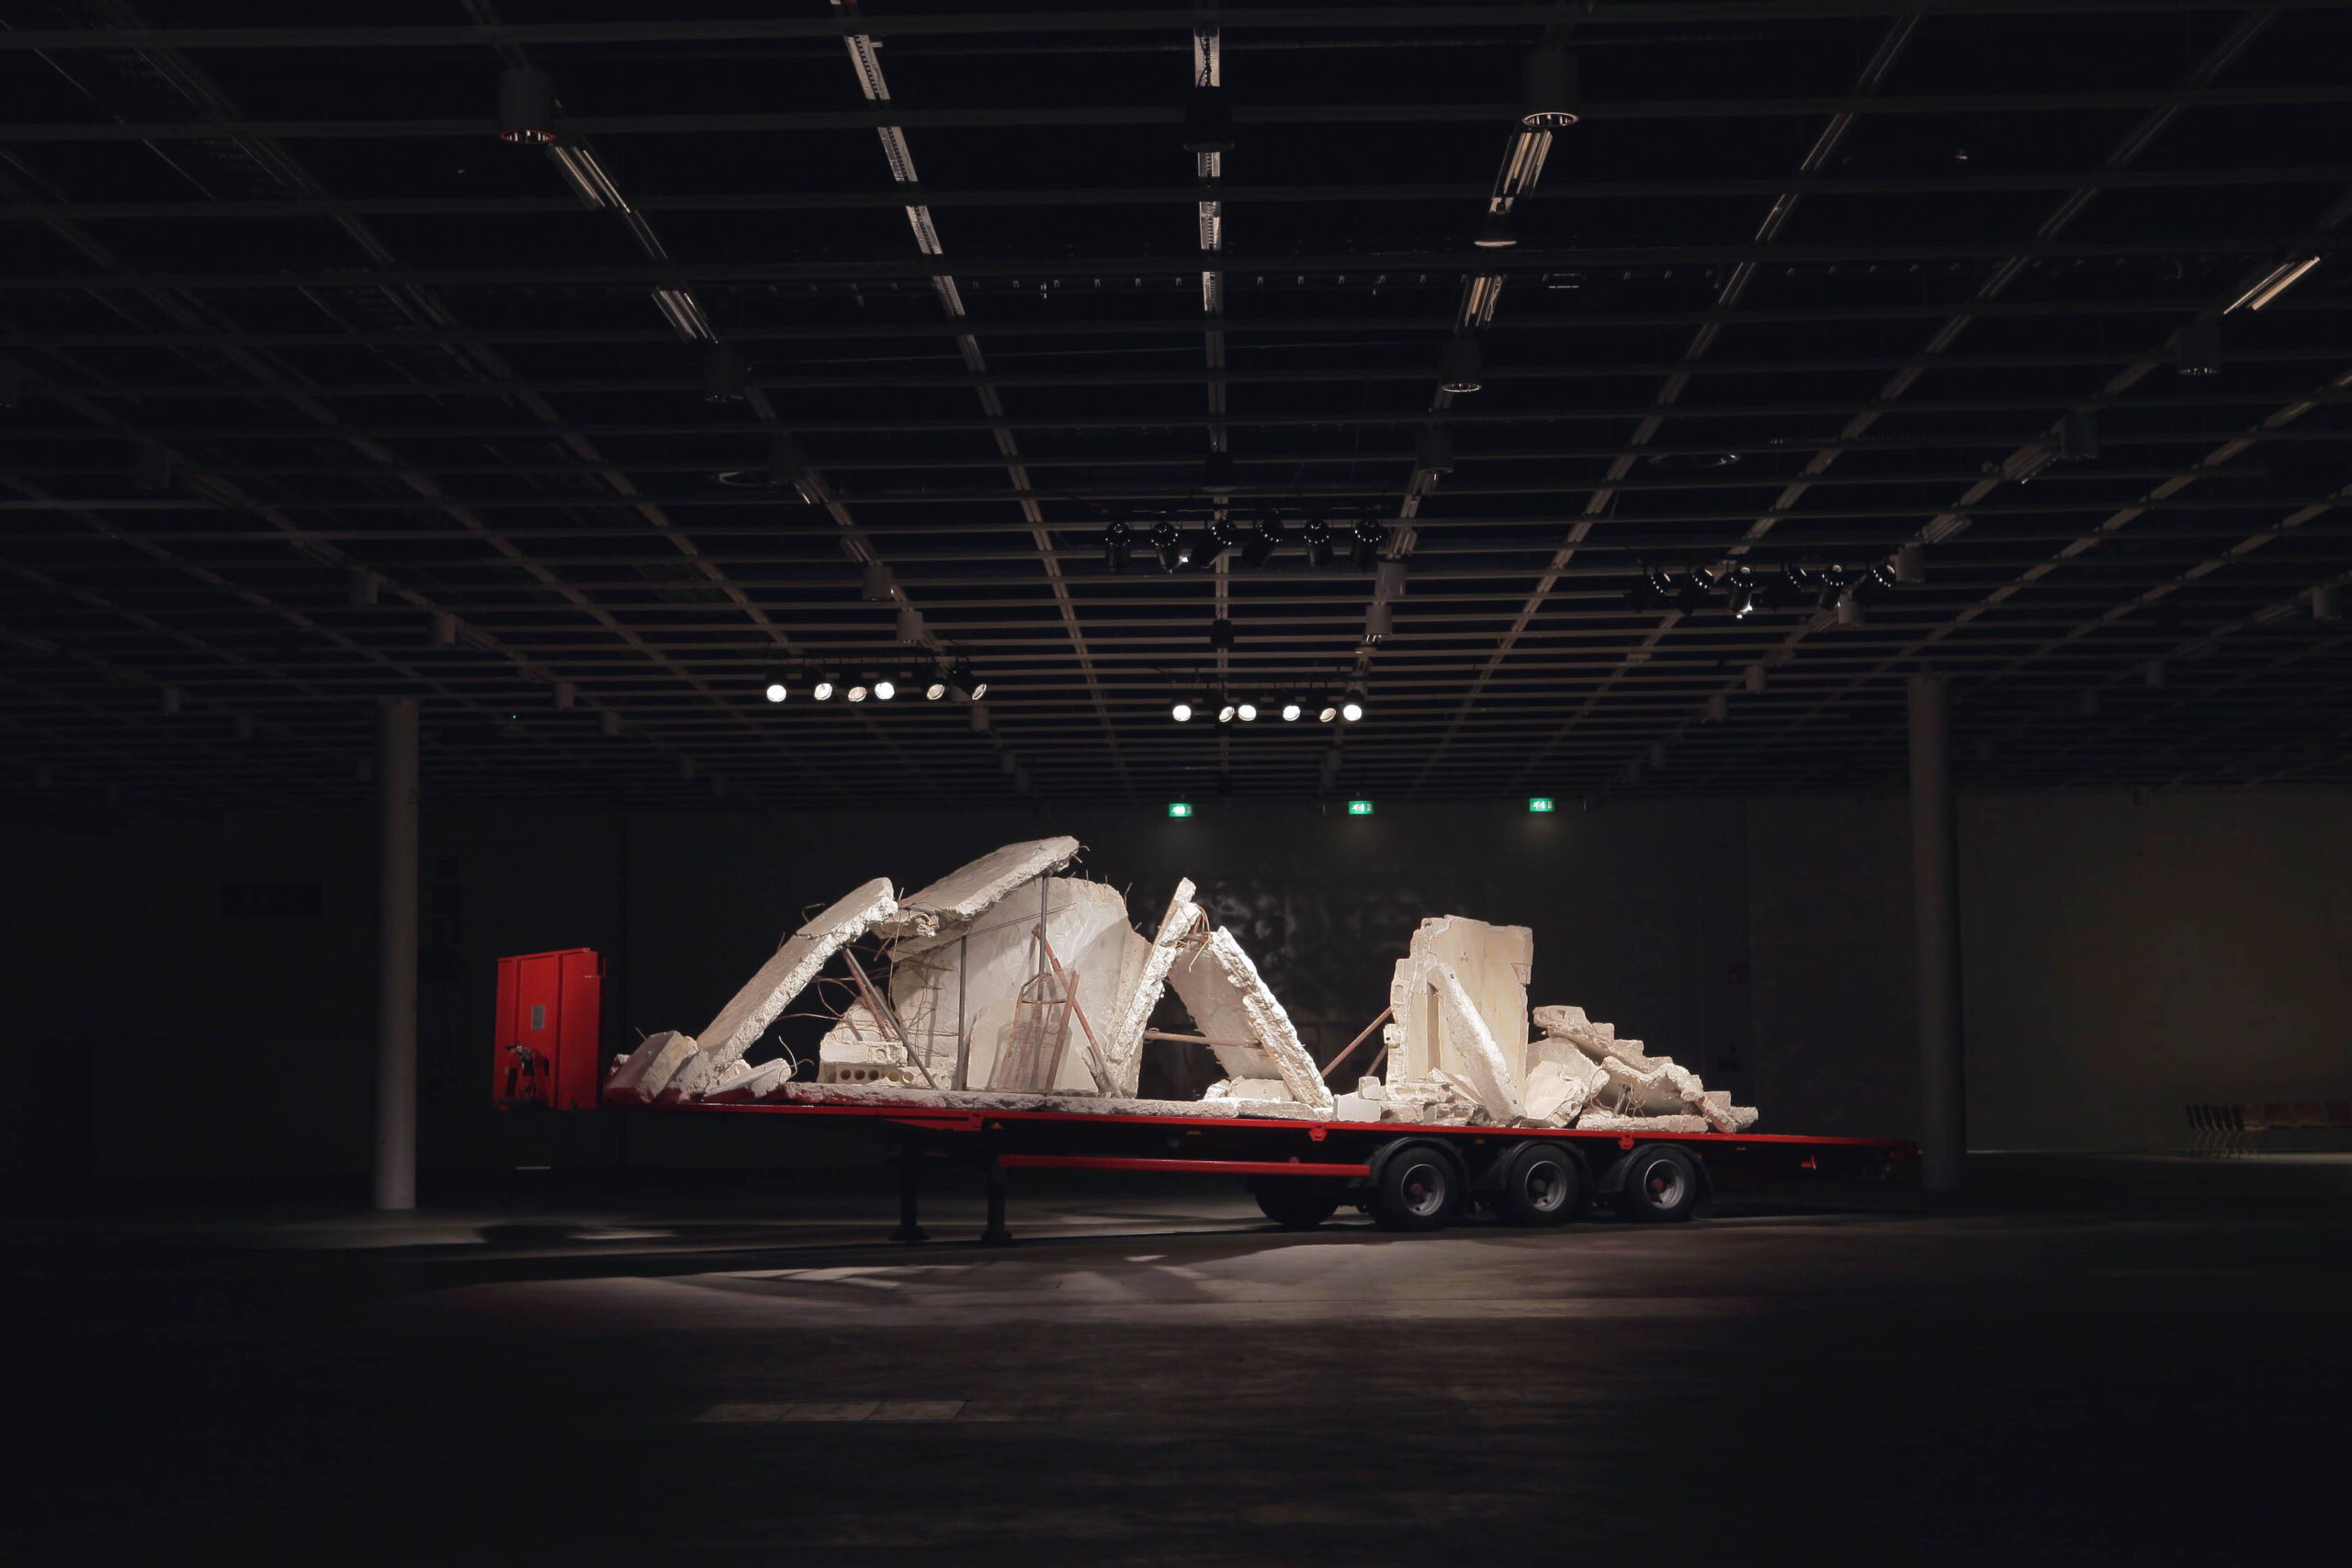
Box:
[1172,926,1333,1115]
[1385,916,1534,1089]
[604,1029,699,1105]
[1430,962,1524,1121]
[1102,879,1199,1096]
[672,876,898,1096]
[874,836,1082,940]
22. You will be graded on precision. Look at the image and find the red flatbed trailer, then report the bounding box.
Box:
[657,1096,1917,1243]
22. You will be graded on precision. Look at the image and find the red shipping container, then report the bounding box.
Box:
[492,947,604,1110]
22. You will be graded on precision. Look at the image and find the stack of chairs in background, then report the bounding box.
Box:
[2185,1100,2352,1155]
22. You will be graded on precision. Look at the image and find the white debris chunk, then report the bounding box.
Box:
[604,1029,694,1104]
[1102,879,1199,1096]
[1521,1058,1592,1123]
[1532,1000,1758,1131]
[706,1058,797,1102]
[673,876,898,1096]
[874,836,1081,940]
[1576,1111,1711,1134]
[1388,917,1534,1087]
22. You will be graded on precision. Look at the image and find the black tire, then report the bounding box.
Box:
[1251,1176,1345,1230]
[1618,1144,1702,1223]
[1495,1142,1583,1226]
[1372,1145,1462,1231]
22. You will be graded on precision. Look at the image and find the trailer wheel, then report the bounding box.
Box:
[1618,1144,1702,1223]
[1250,1176,1345,1231]
[1495,1142,1583,1226]
[1372,1145,1461,1231]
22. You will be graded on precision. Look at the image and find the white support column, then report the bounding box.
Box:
[1907,674,1966,1192]
[374,695,420,1212]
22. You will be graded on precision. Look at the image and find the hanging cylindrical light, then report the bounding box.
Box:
[1102,517,1134,572]
[497,66,559,144]
[1439,338,1484,392]
[1301,514,1332,569]
[1151,516,1187,572]
[701,347,749,402]
[1182,85,1236,154]
[1520,51,1580,129]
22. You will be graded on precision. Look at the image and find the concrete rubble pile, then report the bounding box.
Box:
[601,839,1756,1134]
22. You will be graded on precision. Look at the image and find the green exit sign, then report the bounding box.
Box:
[1168,801,1193,818]
[1346,798,1374,817]
[1528,796,1555,813]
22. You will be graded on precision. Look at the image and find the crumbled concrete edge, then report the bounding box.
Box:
[605,1029,697,1105]
[1102,878,1198,1097]
[1204,927,1334,1117]
[1430,962,1525,1121]
[1533,1002,1758,1132]
[874,836,1081,940]
[1574,1111,1712,1134]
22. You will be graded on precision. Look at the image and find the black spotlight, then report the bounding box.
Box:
[1202,514,1240,563]
[767,433,808,490]
[1349,513,1386,571]
[1782,563,1823,603]
[497,66,558,144]
[1151,516,1188,572]
[1625,569,1665,612]
[1182,85,1235,154]
[1301,513,1333,569]
[1439,338,1484,391]
[946,661,987,702]
[1471,214,1517,252]
[1239,510,1285,569]
[2176,319,2221,377]
[1209,617,1236,650]
[1103,517,1134,573]
[1673,567,1709,614]
[1521,50,1580,129]
[1814,566,1852,611]
[701,347,749,402]
[1203,449,1238,494]
[1415,426,1455,474]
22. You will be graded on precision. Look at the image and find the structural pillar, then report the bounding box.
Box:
[374,695,420,1212]
[1907,674,1966,1192]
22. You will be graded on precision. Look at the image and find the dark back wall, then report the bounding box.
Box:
[6,791,2345,1180]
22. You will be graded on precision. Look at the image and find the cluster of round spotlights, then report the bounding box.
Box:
[761,660,986,706]
[1170,689,1364,726]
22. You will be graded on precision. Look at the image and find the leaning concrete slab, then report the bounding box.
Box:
[1102,879,1200,1097]
[605,1029,698,1105]
[668,876,898,1097]
[1430,962,1525,1122]
[1189,927,1335,1116]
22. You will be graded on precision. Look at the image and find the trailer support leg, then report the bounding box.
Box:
[890,1146,929,1243]
[979,1153,1013,1247]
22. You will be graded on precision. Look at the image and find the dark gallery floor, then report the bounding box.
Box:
[10,1159,2346,1566]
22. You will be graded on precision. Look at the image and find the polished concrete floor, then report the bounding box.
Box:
[10,1160,2347,1564]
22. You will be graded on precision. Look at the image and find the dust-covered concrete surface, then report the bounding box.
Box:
[8,1160,2346,1565]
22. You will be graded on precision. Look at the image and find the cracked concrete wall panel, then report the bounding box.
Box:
[877,836,1082,940]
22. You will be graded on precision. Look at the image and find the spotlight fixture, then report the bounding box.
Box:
[701,346,749,402]
[763,676,788,704]
[1151,516,1187,572]
[1725,568,1761,620]
[1182,85,1235,154]
[2176,319,2221,377]
[1340,688,1366,723]
[1349,513,1386,571]
[1520,49,1580,129]
[924,671,948,701]
[862,558,897,603]
[872,676,896,702]
[2226,255,2320,313]
[1102,517,1133,572]
[1301,514,1332,569]
[846,677,871,703]
[1202,514,1240,563]
[1673,567,1708,614]
[1281,699,1303,722]
[1202,448,1238,494]
[1365,601,1394,642]
[1216,700,1238,726]
[1171,698,1195,723]
[1439,338,1484,392]
[1894,544,1925,585]
[496,65,558,144]
[813,672,839,702]
[1318,696,1340,723]
[1239,511,1285,570]
[947,660,987,701]
[767,433,808,490]
[1415,426,1455,475]
[1472,213,1517,251]
[1209,617,1237,650]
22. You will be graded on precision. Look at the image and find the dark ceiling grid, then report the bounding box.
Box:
[459,2,957,805]
[0,4,2346,812]
[2,8,858,804]
[826,0,1130,801]
[1410,13,1920,799]
[1516,5,2299,797]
